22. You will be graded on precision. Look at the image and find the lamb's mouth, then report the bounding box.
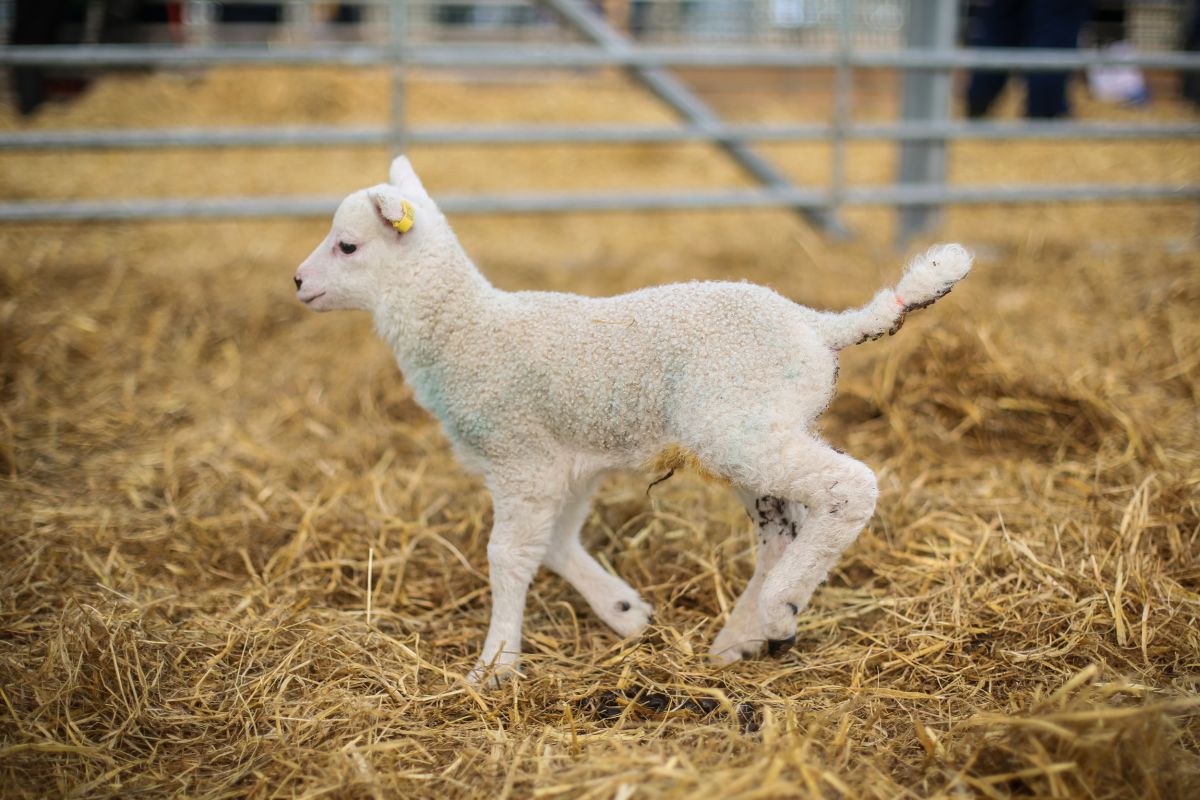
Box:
[300,291,325,305]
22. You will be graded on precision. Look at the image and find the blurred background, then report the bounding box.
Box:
[1,0,1197,242]
[2,4,1199,799]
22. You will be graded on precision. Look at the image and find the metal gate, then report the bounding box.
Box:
[1,0,1197,241]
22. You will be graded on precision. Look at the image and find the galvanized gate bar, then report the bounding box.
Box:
[3,44,1199,70]
[539,0,839,232]
[851,120,1200,141]
[853,48,1200,70]
[2,184,1195,222]
[828,1,853,235]
[2,121,1195,151]
[845,183,1200,204]
[896,0,957,243]
[0,44,393,66]
[388,0,408,156]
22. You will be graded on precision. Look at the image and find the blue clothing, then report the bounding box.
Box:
[966,0,1092,119]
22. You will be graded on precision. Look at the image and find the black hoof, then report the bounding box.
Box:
[766,635,796,658]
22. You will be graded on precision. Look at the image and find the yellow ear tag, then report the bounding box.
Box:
[391,200,415,234]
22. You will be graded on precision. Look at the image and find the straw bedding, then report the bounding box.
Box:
[1,66,1198,799]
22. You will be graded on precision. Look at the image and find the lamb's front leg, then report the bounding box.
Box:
[468,489,564,685]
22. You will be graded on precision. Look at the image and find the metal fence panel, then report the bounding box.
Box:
[1,0,1197,231]
[4,43,1200,69]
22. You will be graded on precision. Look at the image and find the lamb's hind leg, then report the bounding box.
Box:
[542,477,653,637]
[710,488,808,663]
[754,440,878,653]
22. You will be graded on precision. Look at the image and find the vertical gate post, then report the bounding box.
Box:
[829,0,854,237]
[896,0,957,244]
[283,1,315,43]
[389,0,408,157]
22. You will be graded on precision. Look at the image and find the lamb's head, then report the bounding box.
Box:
[294,156,446,313]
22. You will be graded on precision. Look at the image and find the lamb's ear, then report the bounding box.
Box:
[388,156,432,203]
[367,184,417,235]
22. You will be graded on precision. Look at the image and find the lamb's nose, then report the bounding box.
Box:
[294,276,302,290]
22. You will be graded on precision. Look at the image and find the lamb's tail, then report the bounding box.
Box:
[816,243,973,351]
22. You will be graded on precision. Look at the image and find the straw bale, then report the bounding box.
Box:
[1,65,1198,799]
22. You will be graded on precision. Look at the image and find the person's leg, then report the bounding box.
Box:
[966,0,1025,118]
[1185,3,1200,106]
[1023,0,1090,118]
[11,0,71,115]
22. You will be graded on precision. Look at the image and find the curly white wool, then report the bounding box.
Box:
[294,157,973,682]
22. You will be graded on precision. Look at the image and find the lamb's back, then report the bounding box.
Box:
[481,281,826,454]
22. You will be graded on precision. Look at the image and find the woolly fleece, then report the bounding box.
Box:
[295,157,973,680]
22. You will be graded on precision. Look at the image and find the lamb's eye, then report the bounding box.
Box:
[338,241,357,255]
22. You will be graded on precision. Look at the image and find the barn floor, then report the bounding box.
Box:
[1,66,1199,799]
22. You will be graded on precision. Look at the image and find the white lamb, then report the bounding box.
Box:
[294,157,972,683]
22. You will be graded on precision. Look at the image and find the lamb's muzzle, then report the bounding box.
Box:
[295,155,973,684]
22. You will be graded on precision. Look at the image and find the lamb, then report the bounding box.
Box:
[294,156,972,684]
